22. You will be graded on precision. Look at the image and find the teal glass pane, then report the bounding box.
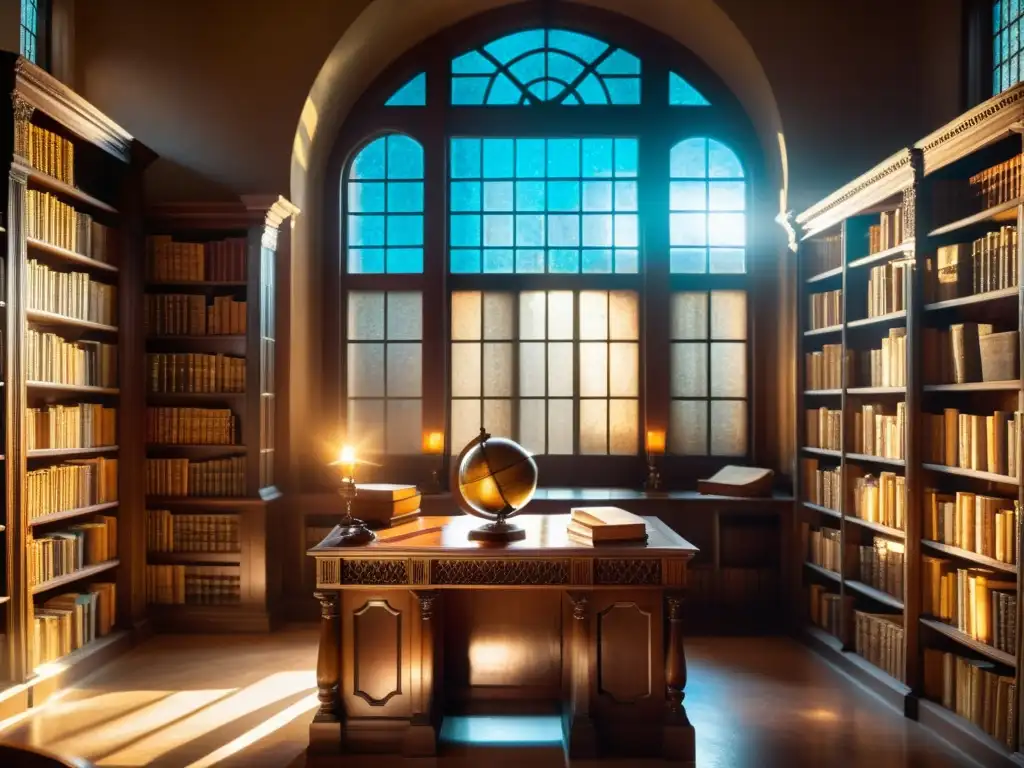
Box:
[615,249,639,273]
[450,249,481,273]
[671,181,705,211]
[484,139,515,177]
[548,52,585,86]
[385,73,426,106]
[349,248,385,274]
[483,249,514,273]
[451,181,482,212]
[671,248,706,274]
[582,214,613,247]
[516,140,546,178]
[547,140,580,177]
[545,78,571,101]
[351,138,386,179]
[996,31,1004,63]
[387,248,423,273]
[709,181,745,211]
[614,214,638,248]
[671,213,706,246]
[597,49,641,75]
[582,139,614,178]
[583,249,613,273]
[709,141,743,177]
[517,250,545,272]
[550,249,580,273]
[483,215,514,247]
[669,73,710,106]
[452,139,482,178]
[451,215,482,247]
[527,82,547,102]
[484,182,514,211]
[388,135,424,179]
[614,139,638,177]
[452,51,496,74]
[710,248,745,274]
[509,53,545,84]
[614,181,637,211]
[516,181,546,211]
[576,74,608,105]
[485,30,544,63]
[516,215,545,247]
[1013,21,1020,55]
[671,139,707,178]
[387,215,423,246]
[548,181,580,212]
[348,182,385,213]
[996,2,1004,34]
[708,213,745,246]
[488,73,522,105]
[583,181,613,211]
[349,215,385,246]
[549,30,608,62]
[563,93,581,105]
[548,215,580,247]
[605,78,640,105]
[387,182,423,213]
[452,77,490,105]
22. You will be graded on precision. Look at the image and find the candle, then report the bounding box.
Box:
[646,429,666,456]
[424,431,444,455]
[338,445,357,481]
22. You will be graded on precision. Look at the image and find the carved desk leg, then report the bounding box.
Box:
[566,592,597,758]
[309,590,342,753]
[663,593,695,764]
[405,590,440,757]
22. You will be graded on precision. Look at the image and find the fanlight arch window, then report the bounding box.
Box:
[338,17,756,474]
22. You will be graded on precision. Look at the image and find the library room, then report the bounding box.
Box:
[2,0,1024,766]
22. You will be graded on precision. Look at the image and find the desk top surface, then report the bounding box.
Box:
[309,514,698,558]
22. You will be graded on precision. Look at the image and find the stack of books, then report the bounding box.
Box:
[852,402,905,459]
[808,584,851,642]
[353,484,421,527]
[853,328,906,387]
[854,611,905,682]
[923,489,1019,564]
[849,470,905,531]
[147,353,246,393]
[805,408,841,450]
[857,536,905,600]
[921,557,1016,649]
[32,583,117,669]
[806,234,842,275]
[804,344,847,390]
[868,209,904,253]
[866,260,910,318]
[567,507,647,544]
[922,408,1021,476]
[924,650,1017,750]
[801,522,841,573]
[809,289,842,330]
[800,458,841,510]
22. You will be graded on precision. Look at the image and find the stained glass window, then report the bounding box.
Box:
[669,290,748,456]
[449,137,639,273]
[993,1,1024,93]
[669,137,746,274]
[346,135,424,273]
[451,29,641,105]
[669,72,710,106]
[450,290,639,455]
[20,0,39,64]
[347,291,423,454]
[385,73,426,106]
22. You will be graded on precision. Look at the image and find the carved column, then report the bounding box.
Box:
[309,590,342,752]
[567,592,597,758]
[11,95,34,160]
[663,593,695,763]
[405,590,440,756]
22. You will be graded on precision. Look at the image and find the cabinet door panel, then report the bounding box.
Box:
[342,590,413,718]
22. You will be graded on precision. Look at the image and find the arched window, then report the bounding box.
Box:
[333,8,759,484]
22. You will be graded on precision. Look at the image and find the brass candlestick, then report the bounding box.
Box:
[645,429,665,493]
[322,446,375,547]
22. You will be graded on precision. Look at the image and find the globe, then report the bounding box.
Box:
[454,429,538,528]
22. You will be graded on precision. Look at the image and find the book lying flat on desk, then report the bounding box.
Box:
[568,507,647,543]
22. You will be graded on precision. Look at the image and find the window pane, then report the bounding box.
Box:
[519,292,547,340]
[451,291,482,340]
[671,343,707,397]
[519,343,546,396]
[349,182,385,212]
[483,343,513,397]
[483,293,514,339]
[710,291,747,340]
[484,138,515,177]
[548,400,574,454]
[609,343,638,397]
[349,399,385,453]
[451,399,481,455]
[579,292,609,340]
[348,292,385,340]
[609,399,639,455]
[451,344,482,397]
[710,342,746,398]
[385,72,426,107]
[580,399,608,454]
[348,343,385,397]
[519,399,546,454]
[609,291,639,340]
[386,400,422,453]
[548,292,574,339]
[671,292,708,340]
[670,400,707,455]
[548,342,574,396]
[387,292,422,340]
[484,181,514,211]
[483,399,513,439]
[671,248,706,274]
[711,401,747,456]
[579,344,608,396]
[387,343,422,397]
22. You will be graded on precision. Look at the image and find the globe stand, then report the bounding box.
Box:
[468,517,527,543]
[322,477,376,547]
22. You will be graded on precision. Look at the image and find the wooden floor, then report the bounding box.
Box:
[0,627,972,767]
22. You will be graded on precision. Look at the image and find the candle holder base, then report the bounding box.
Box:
[420,469,443,496]
[467,521,527,543]
[323,518,376,547]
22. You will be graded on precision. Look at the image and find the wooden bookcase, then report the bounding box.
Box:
[794,83,1024,767]
[0,54,154,715]
[143,198,296,632]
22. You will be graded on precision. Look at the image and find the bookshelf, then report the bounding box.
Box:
[0,54,154,711]
[795,83,1024,767]
[143,198,296,632]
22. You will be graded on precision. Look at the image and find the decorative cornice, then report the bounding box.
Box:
[13,56,134,163]
[795,149,914,238]
[916,83,1024,174]
[149,197,299,247]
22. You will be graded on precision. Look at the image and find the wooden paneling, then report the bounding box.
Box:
[597,602,653,704]
[341,590,411,718]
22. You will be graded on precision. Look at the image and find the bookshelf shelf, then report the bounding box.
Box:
[145,281,247,288]
[26,382,120,395]
[803,561,841,583]
[804,389,842,396]
[146,392,246,400]
[146,335,246,342]
[145,444,245,452]
[847,241,914,270]
[923,380,1021,392]
[928,197,1022,238]
[920,617,1016,668]
[30,559,121,595]
[13,158,119,215]
[845,310,907,329]
[26,237,119,273]
[26,309,118,334]
[921,540,1018,574]
[806,265,843,284]
[801,447,841,458]
[844,580,904,610]
[802,502,842,519]
[146,552,241,565]
[28,502,120,528]
[845,453,905,468]
[843,515,905,539]
[921,463,1018,484]
[27,446,118,459]
[804,324,842,337]
[924,286,1018,312]
[846,386,906,395]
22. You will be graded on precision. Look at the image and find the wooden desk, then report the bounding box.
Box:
[307,514,698,762]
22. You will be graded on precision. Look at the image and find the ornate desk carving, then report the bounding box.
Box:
[307,514,697,762]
